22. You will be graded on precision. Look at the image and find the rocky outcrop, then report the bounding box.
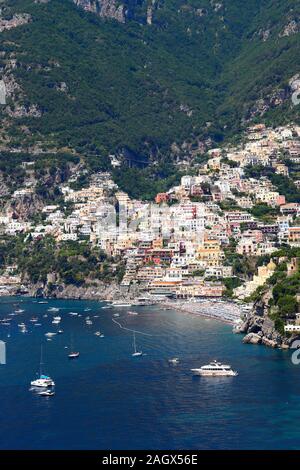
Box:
[6,104,42,119]
[234,293,297,349]
[0,14,31,33]
[243,332,262,345]
[279,19,300,38]
[24,279,141,301]
[73,0,127,23]
[247,88,290,120]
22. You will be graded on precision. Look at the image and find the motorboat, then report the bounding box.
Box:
[68,351,80,359]
[191,360,238,377]
[45,332,57,338]
[128,311,139,316]
[168,357,179,365]
[48,307,60,312]
[112,302,133,307]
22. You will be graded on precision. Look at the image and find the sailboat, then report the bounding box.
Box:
[132,331,142,357]
[31,345,55,388]
[68,334,80,359]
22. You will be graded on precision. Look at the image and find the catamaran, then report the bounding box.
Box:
[31,346,55,388]
[132,331,142,357]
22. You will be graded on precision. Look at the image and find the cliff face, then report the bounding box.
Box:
[233,291,298,349]
[73,0,159,24]
[73,0,138,23]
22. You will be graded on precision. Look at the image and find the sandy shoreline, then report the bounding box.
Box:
[161,299,242,325]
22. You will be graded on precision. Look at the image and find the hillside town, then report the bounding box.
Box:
[0,123,299,309]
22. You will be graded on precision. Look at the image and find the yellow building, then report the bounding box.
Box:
[196,238,224,267]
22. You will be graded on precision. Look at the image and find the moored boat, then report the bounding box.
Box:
[191,360,238,377]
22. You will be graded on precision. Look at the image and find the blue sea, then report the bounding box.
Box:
[0,296,299,450]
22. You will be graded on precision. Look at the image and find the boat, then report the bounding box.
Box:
[31,346,55,388]
[132,331,142,357]
[1,322,11,326]
[112,302,133,307]
[52,316,61,324]
[38,390,55,397]
[57,329,64,334]
[84,308,91,312]
[69,312,78,316]
[113,313,120,317]
[48,307,60,312]
[30,317,39,323]
[68,352,80,359]
[86,319,93,325]
[191,360,238,377]
[15,309,25,314]
[68,334,79,359]
[45,332,57,338]
[31,375,55,387]
[168,357,179,365]
[38,301,48,304]
[128,311,139,316]
[101,305,111,309]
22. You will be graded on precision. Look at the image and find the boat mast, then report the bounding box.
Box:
[40,344,43,376]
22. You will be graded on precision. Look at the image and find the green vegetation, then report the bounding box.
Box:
[244,165,300,203]
[0,1,299,197]
[223,277,243,298]
[0,235,124,285]
[250,203,279,221]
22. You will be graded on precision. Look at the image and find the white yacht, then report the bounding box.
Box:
[191,360,238,377]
